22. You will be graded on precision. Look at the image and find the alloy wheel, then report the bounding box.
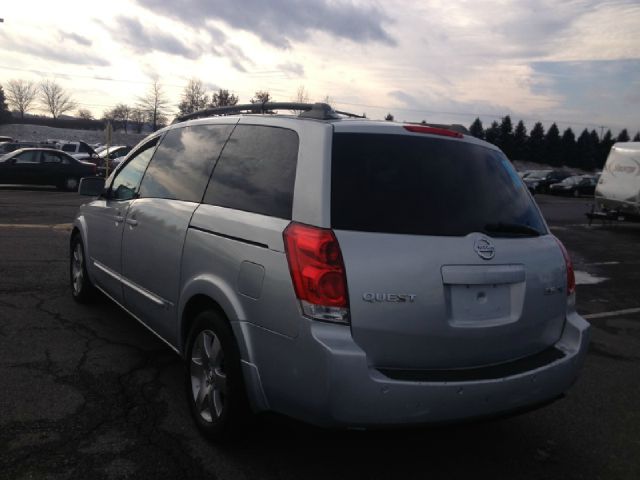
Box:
[71,242,84,295]
[190,330,227,423]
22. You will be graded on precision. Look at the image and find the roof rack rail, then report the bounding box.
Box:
[173,102,365,124]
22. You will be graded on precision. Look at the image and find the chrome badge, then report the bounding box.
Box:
[474,237,495,260]
[363,293,416,303]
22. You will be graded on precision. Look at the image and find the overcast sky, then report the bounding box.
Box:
[1,0,639,134]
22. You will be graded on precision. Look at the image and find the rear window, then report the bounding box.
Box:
[331,133,546,237]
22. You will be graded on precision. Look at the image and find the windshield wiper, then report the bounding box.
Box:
[483,222,541,237]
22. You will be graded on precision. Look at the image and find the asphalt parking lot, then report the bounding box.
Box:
[1,187,639,480]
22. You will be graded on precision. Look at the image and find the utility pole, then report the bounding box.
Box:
[599,125,606,139]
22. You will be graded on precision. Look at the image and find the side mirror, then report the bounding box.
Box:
[78,176,106,196]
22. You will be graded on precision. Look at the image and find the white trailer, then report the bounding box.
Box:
[594,142,640,221]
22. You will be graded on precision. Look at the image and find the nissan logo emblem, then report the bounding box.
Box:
[474,238,495,260]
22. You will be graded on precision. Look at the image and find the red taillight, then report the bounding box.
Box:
[283,222,349,323]
[403,125,464,138]
[554,237,576,296]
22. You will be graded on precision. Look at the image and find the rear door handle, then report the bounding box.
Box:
[114,215,124,223]
[126,218,138,226]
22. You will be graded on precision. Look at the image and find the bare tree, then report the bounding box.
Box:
[294,85,310,104]
[111,103,131,133]
[39,79,76,119]
[129,108,146,133]
[210,89,238,108]
[250,90,272,104]
[77,108,93,120]
[6,79,37,119]
[291,85,310,113]
[178,78,209,115]
[137,80,170,131]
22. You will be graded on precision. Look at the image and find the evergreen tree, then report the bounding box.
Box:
[545,123,562,167]
[513,120,528,160]
[0,85,11,123]
[528,122,545,164]
[633,132,640,142]
[598,130,614,169]
[498,115,514,158]
[560,128,577,167]
[576,129,596,171]
[617,129,630,142]
[484,121,500,145]
[469,117,484,139]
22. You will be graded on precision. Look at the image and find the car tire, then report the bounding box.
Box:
[59,177,79,192]
[185,310,251,441]
[70,235,96,303]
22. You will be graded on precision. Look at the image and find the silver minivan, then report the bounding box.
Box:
[71,103,590,440]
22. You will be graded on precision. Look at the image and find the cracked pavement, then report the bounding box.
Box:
[0,187,639,480]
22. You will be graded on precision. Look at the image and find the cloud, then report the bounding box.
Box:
[222,43,253,72]
[135,0,396,48]
[59,31,92,47]
[106,16,204,59]
[278,62,305,77]
[0,31,109,66]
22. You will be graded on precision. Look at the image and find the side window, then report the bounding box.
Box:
[62,144,76,152]
[203,125,299,219]
[139,124,233,202]
[110,138,159,201]
[79,143,91,153]
[42,151,62,163]
[14,151,41,164]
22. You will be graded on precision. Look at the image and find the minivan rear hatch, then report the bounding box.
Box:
[331,129,567,370]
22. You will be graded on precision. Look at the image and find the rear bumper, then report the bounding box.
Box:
[242,311,590,428]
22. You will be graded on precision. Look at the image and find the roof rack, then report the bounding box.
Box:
[173,102,365,124]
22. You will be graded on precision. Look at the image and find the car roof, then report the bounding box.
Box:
[10,147,75,156]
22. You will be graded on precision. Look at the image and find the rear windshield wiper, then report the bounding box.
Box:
[483,222,541,237]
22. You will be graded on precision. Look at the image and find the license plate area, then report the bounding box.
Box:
[447,284,512,326]
[441,264,526,327]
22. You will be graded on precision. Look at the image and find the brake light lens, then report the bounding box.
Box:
[283,222,349,324]
[554,237,576,296]
[403,125,463,138]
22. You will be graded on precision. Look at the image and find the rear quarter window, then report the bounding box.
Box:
[203,125,299,219]
[331,133,546,237]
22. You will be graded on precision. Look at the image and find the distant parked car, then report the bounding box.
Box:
[550,175,598,197]
[0,148,96,191]
[524,170,571,193]
[0,141,42,154]
[0,136,13,144]
[58,141,99,161]
[94,145,133,176]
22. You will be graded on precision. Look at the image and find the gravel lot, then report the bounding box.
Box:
[0,188,639,480]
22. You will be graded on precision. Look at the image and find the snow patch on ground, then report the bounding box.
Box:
[574,270,608,285]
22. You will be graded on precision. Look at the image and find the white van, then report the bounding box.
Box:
[595,142,640,219]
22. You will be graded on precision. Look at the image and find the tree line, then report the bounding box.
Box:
[0,77,293,134]
[467,116,638,171]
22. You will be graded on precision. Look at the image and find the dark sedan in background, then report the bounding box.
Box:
[0,148,96,191]
[549,175,599,197]
[523,170,572,194]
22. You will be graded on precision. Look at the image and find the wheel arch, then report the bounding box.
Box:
[178,276,248,358]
